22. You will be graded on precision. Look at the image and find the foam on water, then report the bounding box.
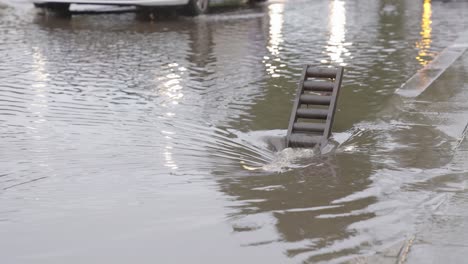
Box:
[234,129,357,173]
[232,129,316,172]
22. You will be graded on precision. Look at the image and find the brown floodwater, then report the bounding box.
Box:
[1,0,468,263]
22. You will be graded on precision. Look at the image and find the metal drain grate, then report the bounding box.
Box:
[286,66,344,148]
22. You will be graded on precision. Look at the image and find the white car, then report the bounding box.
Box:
[33,0,266,16]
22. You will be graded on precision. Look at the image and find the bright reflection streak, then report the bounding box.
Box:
[415,0,432,66]
[325,0,349,66]
[159,63,184,105]
[32,48,48,83]
[157,63,185,170]
[31,47,49,124]
[267,3,284,56]
[266,3,284,77]
[163,146,178,170]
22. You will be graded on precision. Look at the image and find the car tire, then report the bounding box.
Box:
[183,0,209,16]
[42,3,71,16]
[34,3,46,8]
[248,0,267,4]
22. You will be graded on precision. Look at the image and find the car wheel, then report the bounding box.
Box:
[43,3,71,16]
[184,0,209,16]
[248,0,267,4]
[34,3,46,8]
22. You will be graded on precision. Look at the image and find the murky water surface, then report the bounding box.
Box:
[1,0,468,263]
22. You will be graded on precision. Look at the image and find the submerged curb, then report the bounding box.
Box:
[396,31,468,98]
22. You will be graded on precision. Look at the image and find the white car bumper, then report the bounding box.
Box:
[33,0,190,6]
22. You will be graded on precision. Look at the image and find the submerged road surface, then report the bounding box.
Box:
[1,0,468,263]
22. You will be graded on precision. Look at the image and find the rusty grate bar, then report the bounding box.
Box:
[286,65,344,148]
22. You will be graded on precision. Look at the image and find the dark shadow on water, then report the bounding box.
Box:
[217,149,377,262]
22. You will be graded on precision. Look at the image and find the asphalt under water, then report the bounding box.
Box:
[1,0,468,263]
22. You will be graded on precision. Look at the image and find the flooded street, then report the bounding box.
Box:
[1,0,468,263]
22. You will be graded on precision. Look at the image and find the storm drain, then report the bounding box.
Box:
[286,66,344,148]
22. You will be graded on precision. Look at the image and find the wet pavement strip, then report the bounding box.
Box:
[347,48,468,264]
[396,30,468,98]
